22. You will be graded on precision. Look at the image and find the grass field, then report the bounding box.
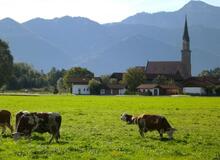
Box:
[0,95,219,160]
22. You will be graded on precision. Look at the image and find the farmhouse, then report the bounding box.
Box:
[69,77,91,95]
[137,84,181,96]
[182,77,219,95]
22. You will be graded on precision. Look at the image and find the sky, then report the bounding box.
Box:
[0,0,220,23]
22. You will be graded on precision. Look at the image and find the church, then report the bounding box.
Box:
[144,17,192,80]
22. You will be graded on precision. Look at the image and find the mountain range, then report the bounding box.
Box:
[0,0,220,75]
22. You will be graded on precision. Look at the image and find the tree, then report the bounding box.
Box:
[198,67,220,78]
[109,78,118,85]
[153,75,175,84]
[100,75,110,87]
[123,67,146,92]
[88,79,101,95]
[7,63,48,90]
[47,67,66,87]
[0,39,13,87]
[63,67,94,88]
[57,78,66,94]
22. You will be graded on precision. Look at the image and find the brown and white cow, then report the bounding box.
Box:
[13,111,62,144]
[0,110,13,134]
[121,113,176,140]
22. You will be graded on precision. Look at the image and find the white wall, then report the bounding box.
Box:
[119,88,126,95]
[183,87,206,95]
[72,84,90,95]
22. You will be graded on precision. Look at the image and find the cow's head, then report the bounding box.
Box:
[13,114,36,141]
[121,113,133,124]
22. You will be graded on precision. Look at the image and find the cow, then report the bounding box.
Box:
[0,110,13,134]
[121,113,176,140]
[13,111,62,144]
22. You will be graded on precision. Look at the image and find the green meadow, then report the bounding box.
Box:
[0,95,219,160]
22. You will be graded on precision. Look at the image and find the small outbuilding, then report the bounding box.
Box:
[182,77,218,95]
[100,84,126,95]
[137,84,182,96]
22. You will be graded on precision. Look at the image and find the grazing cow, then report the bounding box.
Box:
[13,111,61,143]
[0,110,13,134]
[121,113,176,140]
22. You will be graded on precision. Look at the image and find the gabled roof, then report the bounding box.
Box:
[159,84,181,89]
[182,77,219,87]
[137,84,181,90]
[69,77,91,84]
[146,61,183,75]
[145,73,183,81]
[137,84,159,89]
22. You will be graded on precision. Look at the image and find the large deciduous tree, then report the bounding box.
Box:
[0,39,13,87]
[123,67,146,92]
[198,67,220,78]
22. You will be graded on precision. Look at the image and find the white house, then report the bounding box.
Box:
[70,77,91,95]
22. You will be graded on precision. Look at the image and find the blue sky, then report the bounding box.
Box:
[0,0,220,23]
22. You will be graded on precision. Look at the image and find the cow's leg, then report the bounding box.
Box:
[55,132,60,143]
[158,129,163,140]
[1,125,6,134]
[138,122,145,138]
[6,123,13,134]
[49,134,55,144]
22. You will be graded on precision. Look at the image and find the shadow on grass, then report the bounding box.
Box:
[31,135,46,141]
[144,136,188,144]
[1,134,12,138]
[40,140,69,145]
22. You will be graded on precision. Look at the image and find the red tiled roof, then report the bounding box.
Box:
[182,77,219,87]
[137,84,181,90]
[146,61,183,75]
[137,84,159,89]
[69,77,91,84]
[159,84,181,89]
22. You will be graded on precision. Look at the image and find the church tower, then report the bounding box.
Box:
[181,16,191,78]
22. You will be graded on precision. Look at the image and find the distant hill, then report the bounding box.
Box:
[122,1,220,29]
[0,0,219,75]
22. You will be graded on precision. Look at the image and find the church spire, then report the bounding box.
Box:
[181,16,191,79]
[183,16,190,42]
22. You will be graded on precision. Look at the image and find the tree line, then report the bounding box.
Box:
[1,38,220,94]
